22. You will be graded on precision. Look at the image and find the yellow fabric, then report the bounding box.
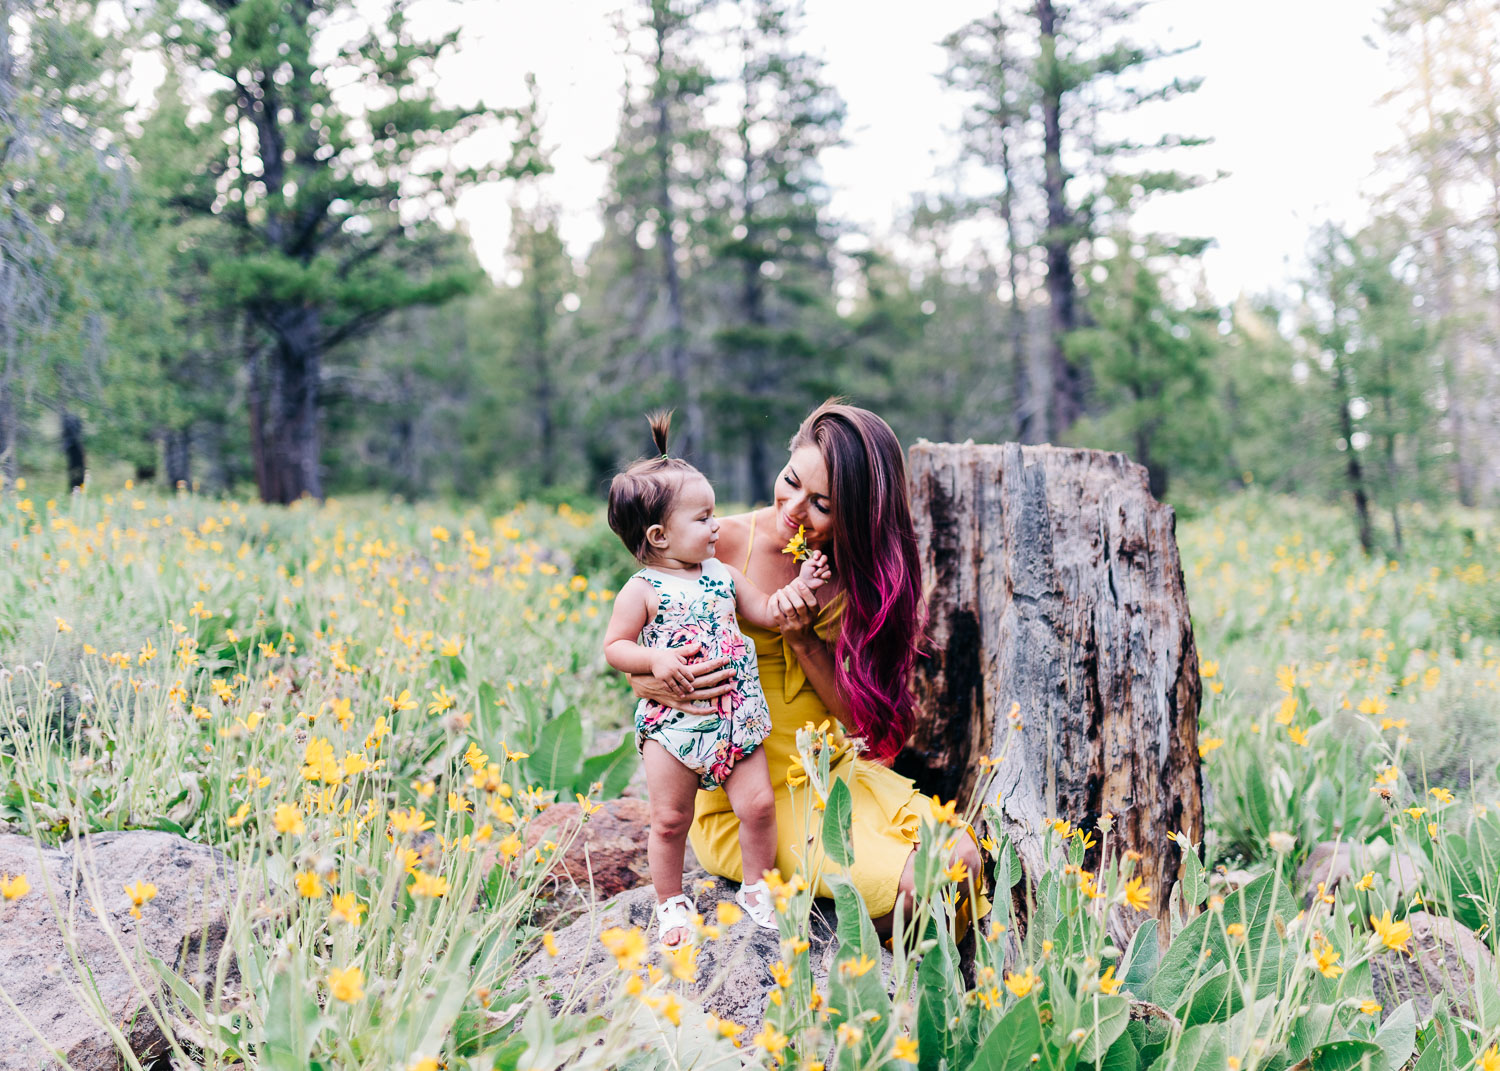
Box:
[689,591,990,927]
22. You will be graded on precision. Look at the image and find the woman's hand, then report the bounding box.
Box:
[628,642,734,712]
[771,579,823,650]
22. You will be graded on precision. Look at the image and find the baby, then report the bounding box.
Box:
[603,412,828,949]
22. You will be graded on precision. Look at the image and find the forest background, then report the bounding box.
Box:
[4,0,1500,549]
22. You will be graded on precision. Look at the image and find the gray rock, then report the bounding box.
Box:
[1297,841,1422,905]
[0,831,236,1070]
[511,877,897,1029]
[1370,913,1495,1021]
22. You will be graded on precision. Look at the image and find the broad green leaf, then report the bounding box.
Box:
[1299,1040,1384,1071]
[1078,995,1131,1063]
[1120,918,1160,994]
[1167,1023,1228,1071]
[525,706,583,792]
[1371,1000,1415,1071]
[1178,968,1244,1026]
[822,777,854,868]
[1100,1031,1140,1071]
[578,731,637,798]
[1181,845,1209,908]
[972,997,1043,1071]
[916,918,960,1071]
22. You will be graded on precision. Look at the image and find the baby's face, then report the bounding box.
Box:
[661,475,719,564]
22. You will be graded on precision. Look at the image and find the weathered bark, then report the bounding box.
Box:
[903,442,1203,935]
[59,407,85,490]
[1333,360,1374,554]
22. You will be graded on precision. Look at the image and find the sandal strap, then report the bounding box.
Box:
[656,894,694,923]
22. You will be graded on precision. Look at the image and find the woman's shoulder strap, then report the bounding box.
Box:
[742,511,757,572]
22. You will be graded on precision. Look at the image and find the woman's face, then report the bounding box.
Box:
[773,444,835,549]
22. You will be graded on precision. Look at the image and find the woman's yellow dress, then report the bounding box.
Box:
[689,550,988,926]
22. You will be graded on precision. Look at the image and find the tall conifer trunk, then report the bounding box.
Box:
[258,307,322,504]
[1037,0,1082,442]
[60,408,85,490]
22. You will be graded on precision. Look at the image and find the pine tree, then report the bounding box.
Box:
[707,0,845,502]
[156,0,528,502]
[940,1,1209,445]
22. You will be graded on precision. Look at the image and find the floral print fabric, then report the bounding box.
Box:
[632,558,772,789]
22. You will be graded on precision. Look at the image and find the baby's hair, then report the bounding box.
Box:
[607,411,704,563]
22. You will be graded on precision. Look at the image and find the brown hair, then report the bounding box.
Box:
[606,411,703,563]
[790,400,926,762]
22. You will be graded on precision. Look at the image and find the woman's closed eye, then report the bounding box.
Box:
[783,475,830,514]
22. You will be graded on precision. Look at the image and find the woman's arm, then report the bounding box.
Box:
[772,580,855,731]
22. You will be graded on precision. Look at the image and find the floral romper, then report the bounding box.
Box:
[631,558,773,790]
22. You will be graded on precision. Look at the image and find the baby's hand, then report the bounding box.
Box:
[798,549,832,591]
[650,648,696,695]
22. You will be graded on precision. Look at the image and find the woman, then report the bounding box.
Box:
[627,400,984,938]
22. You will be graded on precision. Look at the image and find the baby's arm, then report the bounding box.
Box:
[729,550,832,631]
[602,579,695,692]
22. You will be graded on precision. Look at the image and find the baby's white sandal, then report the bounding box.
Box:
[655,893,697,951]
[735,880,778,930]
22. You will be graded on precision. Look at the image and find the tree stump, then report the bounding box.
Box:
[900,442,1203,932]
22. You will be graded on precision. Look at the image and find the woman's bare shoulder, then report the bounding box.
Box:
[713,510,754,563]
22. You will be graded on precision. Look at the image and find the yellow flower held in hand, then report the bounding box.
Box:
[327,965,365,1003]
[780,524,809,563]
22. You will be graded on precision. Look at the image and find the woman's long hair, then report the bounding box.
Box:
[791,401,925,762]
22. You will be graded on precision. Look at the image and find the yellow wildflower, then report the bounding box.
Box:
[329,893,366,926]
[124,880,158,920]
[295,871,324,898]
[1005,968,1040,997]
[1122,877,1151,912]
[273,804,304,836]
[327,965,365,1003]
[600,926,647,971]
[1,873,30,901]
[1370,911,1412,953]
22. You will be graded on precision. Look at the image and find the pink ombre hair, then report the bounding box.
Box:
[790,401,925,762]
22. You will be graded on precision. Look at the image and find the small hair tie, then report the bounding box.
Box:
[660,453,670,460]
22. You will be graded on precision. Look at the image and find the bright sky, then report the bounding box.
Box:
[414,1,1400,302]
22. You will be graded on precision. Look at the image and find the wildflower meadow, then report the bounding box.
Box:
[2,479,1499,1070]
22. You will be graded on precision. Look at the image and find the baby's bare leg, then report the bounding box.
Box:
[721,747,778,888]
[642,741,705,947]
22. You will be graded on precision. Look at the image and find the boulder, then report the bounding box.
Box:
[1297,841,1422,905]
[512,798,702,929]
[1370,913,1494,1021]
[0,831,236,1071]
[510,877,895,1029]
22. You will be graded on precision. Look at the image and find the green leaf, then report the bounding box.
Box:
[1168,1023,1228,1071]
[1100,1031,1140,1071]
[1121,918,1160,994]
[1300,1040,1384,1071]
[1243,760,1274,838]
[1181,844,1209,908]
[1178,968,1244,1026]
[578,731,637,799]
[1078,995,1131,1063]
[525,706,583,793]
[972,997,1042,1071]
[1371,1000,1415,1071]
[822,777,854,868]
[916,920,960,1071]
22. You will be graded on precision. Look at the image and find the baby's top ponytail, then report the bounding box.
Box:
[648,410,672,460]
[606,411,703,563]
